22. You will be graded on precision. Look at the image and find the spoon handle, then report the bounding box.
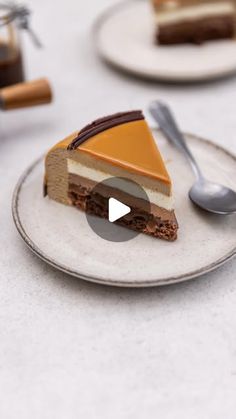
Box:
[149,101,203,180]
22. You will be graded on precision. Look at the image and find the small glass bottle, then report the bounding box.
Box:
[0,4,24,88]
[0,3,40,88]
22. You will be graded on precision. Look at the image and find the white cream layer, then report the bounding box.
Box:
[67,159,174,211]
[156,1,234,25]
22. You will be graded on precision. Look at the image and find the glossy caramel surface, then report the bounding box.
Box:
[50,120,171,185]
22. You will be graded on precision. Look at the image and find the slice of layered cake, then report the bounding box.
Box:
[44,111,178,241]
[152,0,236,45]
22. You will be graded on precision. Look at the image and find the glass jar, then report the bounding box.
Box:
[0,3,25,88]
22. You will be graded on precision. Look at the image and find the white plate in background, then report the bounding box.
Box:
[94,0,236,82]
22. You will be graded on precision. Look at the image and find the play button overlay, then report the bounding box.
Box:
[108,198,131,223]
[85,177,150,242]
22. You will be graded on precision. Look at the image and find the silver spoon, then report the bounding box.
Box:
[149,101,236,215]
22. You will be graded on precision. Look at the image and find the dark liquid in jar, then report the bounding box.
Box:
[0,42,24,88]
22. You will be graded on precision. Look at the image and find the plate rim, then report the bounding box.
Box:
[12,132,236,288]
[93,0,236,83]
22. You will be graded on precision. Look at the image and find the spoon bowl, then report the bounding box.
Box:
[189,179,236,214]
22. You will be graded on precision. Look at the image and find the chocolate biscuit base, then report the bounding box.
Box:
[157,14,235,45]
[68,174,178,241]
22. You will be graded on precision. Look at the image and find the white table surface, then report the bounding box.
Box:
[1,1,236,418]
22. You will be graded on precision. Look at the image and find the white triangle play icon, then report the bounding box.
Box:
[108,198,131,223]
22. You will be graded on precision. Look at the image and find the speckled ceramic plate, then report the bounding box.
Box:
[12,130,236,287]
[94,0,236,82]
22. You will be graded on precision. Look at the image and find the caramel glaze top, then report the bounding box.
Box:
[49,112,171,186]
[68,111,144,150]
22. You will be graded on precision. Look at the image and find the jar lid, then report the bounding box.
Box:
[0,2,41,47]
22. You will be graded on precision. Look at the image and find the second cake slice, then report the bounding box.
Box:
[152,0,236,45]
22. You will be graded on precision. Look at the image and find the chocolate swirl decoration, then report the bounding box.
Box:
[67,110,144,150]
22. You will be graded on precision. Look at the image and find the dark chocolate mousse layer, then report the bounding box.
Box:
[157,15,235,45]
